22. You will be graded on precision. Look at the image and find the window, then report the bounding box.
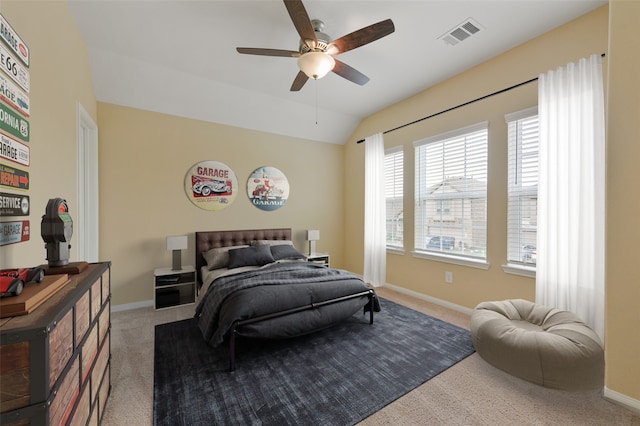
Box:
[385,147,404,249]
[506,107,539,267]
[414,123,488,263]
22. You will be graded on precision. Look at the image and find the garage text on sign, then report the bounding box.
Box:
[0,219,29,246]
[0,133,29,166]
[0,14,29,67]
[197,166,229,178]
[0,72,30,117]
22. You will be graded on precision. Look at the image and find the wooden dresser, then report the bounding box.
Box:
[0,262,111,425]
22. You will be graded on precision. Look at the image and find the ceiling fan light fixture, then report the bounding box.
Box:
[297,51,335,80]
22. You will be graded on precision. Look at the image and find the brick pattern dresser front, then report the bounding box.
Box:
[0,262,111,425]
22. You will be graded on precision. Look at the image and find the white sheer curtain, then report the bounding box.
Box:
[536,54,605,339]
[364,133,386,287]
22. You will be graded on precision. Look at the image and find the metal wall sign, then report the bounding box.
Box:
[0,102,28,141]
[0,42,29,92]
[0,14,29,67]
[0,133,29,166]
[184,160,239,211]
[0,191,29,216]
[0,163,28,190]
[0,72,29,117]
[0,219,29,246]
[246,166,290,211]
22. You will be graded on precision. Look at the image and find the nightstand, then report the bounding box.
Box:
[306,253,330,267]
[153,265,196,309]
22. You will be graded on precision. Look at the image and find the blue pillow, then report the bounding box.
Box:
[227,245,275,269]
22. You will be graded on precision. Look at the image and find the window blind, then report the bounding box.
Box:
[506,107,539,265]
[384,147,404,248]
[414,122,488,259]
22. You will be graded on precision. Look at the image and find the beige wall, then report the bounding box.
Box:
[345,3,640,404]
[345,6,609,306]
[97,103,345,306]
[605,0,640,404]
[0,1,97,268]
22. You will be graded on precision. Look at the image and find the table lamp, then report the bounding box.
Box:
[306,230,320,255]
[166,235,188,270]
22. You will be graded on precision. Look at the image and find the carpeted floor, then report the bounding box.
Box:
[102,287,640,425]
[153,298,475,425]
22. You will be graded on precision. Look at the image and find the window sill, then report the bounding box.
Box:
[386,247,405,255]
[412,251,490,270]
[502,263,536,278]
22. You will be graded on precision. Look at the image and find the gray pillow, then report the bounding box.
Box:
[270,244,306,261]
[251,239,294,246]
[203,245,249,270]
[228,245,275,269]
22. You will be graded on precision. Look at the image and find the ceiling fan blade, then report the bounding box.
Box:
[236,47,300,58]
[290,71,309,91]
[283,0,317,47]
[332,59,370,86]
[329,19,395,55]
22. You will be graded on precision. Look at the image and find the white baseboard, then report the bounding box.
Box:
[604,387,640,414]
[382,282,474,316]
[111,299,154,312]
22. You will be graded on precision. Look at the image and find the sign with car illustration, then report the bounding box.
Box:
[184,160,238,211]
[247,166,289,211]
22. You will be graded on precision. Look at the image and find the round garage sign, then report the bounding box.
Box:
[184,160,238,211]
[246,166,289,211]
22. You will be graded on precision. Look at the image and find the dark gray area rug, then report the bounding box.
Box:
[153,298,475,426]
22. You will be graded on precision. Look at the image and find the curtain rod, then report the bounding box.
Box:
[356,53,606,144]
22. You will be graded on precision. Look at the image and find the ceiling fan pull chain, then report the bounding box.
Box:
[315,80,319,125]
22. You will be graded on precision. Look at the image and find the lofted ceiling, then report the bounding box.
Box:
[67,0,607,144]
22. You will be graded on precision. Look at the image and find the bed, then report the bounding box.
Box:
[194,228,378,370]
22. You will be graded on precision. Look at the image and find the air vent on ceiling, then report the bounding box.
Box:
[438,18,483,46]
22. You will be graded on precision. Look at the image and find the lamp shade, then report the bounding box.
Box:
[166,235,188,251]
[306,230,320,241]
[297,52,335,80]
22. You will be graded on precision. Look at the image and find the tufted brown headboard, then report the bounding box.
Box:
[195,228,292,284]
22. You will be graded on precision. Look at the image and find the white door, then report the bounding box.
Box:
[77,103,99,262]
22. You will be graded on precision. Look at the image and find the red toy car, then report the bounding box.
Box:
[0,267,45,297]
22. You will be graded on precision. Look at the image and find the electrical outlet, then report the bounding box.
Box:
[445,271,453,284]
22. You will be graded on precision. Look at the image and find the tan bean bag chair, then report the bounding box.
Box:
[470,299,604,390]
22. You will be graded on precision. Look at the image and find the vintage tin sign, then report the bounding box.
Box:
[246,166,290,211]
[0,102,29,141]
[0,191,29,216]
[184,160,238,211]
[0,219,29,246]
[0,14,29,67]
[0,133,28,166]
[0,42,30,92]
[0,163,28,190]
[0,72,29,117]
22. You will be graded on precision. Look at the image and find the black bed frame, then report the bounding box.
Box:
[228,290,375,371]
[195,228,376,371]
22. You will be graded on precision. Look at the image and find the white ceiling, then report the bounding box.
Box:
[67,0,607,144]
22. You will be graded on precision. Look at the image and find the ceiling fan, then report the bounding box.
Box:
[236,0,395,91]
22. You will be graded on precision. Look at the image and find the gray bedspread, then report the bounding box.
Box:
[195,262,377,347]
